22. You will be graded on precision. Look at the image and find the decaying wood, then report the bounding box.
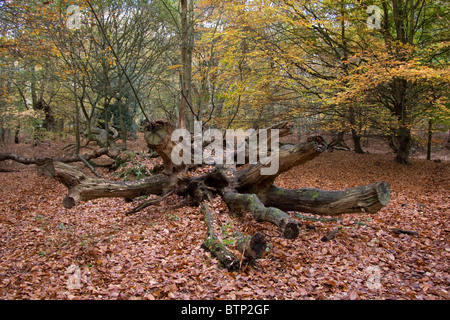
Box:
[143,119,180,174]
[391,228,418,236]
[27,120,390,235]
[38,160,178,209]
[125,191,174,216]
[0,118,392,269]
[201,202,240,271]
[234,135,327,193]
[85,126,120,148]
[0,148,119,165]
[201,203,266,270]
[258,181,391,216]
[223,191,299,239]
[77,154,103,178]
[321,228,341,242]
[234,231,267,262]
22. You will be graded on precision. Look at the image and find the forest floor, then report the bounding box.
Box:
[0,135,449,300]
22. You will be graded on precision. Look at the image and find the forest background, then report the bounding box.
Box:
[0,0,449,300]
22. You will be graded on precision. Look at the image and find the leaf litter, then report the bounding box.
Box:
[0,143,449,300]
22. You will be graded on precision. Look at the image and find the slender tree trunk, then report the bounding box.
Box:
[445,130,450,151]
[0,127,4,144]
[179,0,194,130]
[118,99,127,150]
[363,128,370,148]
[395,125,411,164]
[427,119,432,161]
[348,106,364,154]
[104,102,110,148]
[14,127,20,144]
[259,182,390,216]
[74,75,80,154]
[179,0,188,129]
[351,129,364,154]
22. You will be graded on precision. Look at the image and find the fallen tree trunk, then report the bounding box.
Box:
[1,118,392,270]
[39,160,178,209]
[201,203,267,270]
[234,136,327,193]
[258,181,391,216]
[84,126,120,149]
[201,202,241,271]
[0,148,119,165]
[32,121,390,230]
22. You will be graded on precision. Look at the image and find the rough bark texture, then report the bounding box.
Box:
[258,181,391,216]
[234,232,267,262]
[201,202,241,271]
[1,119,391,246]
[143,119,179,174]
[86,127,119,149]
[201,202,267,270]
[0,119,392,270]
[234,135,327,193]
[223,192,299,239]
[38,160,177,209]
[0,148,119,165]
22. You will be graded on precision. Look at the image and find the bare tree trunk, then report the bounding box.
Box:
[427,119,432,161]
[223,192,299,239]
[118,99,127,150]
[74,75,81,154]
[395,125,411,164]
[349,107,364,154]
[0,148,119,165]
[179,0,193,129]
[258,182,390,216]
[44,161,177,209]
[14,127,20,144]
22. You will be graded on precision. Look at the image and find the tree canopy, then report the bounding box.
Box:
[0,0,448,159]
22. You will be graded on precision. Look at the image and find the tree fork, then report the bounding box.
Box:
[143,119,178,174]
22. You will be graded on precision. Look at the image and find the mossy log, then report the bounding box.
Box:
[0,118,393,270]
[201,202,241,271]
[258,181,391,216]
[223,192,299,239]
[201,203,267,270]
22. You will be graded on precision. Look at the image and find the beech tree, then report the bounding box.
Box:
[196,0,449,162]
